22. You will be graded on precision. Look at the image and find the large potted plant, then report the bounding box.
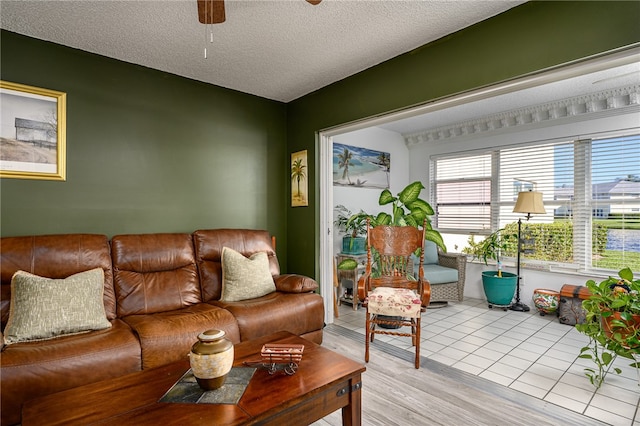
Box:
[334,204,367,254]
[576,267,640,388]
[464,229,518,308]
[337,181,445,271]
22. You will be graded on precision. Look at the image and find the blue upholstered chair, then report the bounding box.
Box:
[420,241,467,306]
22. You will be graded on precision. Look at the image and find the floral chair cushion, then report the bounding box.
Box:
[367,287,422,318]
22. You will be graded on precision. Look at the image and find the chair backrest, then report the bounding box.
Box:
[365,219,426,292]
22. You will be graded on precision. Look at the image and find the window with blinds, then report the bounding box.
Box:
[590,135,640,270]
[433,155,492,232]
[432,134,640,272]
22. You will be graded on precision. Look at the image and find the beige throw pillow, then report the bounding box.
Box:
[3,268,112,345]
[221,247,276,302]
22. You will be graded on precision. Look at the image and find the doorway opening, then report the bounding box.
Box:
[318,47,640,324]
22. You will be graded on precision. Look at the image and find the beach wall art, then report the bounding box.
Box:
[333,143,390,189]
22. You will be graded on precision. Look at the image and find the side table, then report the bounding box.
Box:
[336,253,367,310]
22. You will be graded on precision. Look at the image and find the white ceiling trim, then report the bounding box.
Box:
[405,84,640,146]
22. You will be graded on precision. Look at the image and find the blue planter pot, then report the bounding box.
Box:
[342,236,366,255]
[482,271,517,306]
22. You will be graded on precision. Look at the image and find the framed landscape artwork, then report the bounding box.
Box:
[291,150,308,207]
[0,81,67,180]
[333,143,390,189]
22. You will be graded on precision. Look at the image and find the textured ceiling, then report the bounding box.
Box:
[0,0,525,102]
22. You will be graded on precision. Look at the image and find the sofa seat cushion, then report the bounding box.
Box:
[122,303,240,369]
[424,264,459,285]
[212,292,324,342]
[0,319,140,426]
[4,268,111,345]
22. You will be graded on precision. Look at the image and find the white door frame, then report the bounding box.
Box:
[318,133,334,324]
[318,118,398,324]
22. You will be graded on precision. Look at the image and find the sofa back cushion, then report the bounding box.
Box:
[0,234,116,327]
[111,233,201,316]
[424,240,440,265]
[193,229,280,302]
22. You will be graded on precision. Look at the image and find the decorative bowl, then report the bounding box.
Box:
[532,289,560,316]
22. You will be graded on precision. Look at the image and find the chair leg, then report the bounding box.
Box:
[364,310,370,363]
[370,314,376,342]
[414,317,421,369]
[411,320,417,347]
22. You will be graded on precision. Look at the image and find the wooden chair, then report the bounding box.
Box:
[332,257,339,318]
[357,219,431,369]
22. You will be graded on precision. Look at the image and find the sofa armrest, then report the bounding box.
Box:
[437,252,467,270]
[274,274,318,293]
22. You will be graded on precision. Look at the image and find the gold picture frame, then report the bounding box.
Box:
[291,150,308,207]
[0,81,67,180]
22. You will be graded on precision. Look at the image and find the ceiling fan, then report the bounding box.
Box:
[198,0,321,25]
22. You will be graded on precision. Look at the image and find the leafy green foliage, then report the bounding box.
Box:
[336,258,358,270]
[338,181,445,271]
[334,205,367,237]
[463,228,517,265]
[463,221,609,264]
[575,267,640,388]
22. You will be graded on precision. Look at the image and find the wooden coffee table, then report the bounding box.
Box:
[22,331,365,425]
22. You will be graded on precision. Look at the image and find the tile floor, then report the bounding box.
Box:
[333,297,640,426]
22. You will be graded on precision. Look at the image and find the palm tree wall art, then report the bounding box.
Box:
[291,150,308,207]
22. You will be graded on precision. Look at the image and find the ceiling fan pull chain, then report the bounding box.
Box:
[205,25,214,59]
[203,1,209,59]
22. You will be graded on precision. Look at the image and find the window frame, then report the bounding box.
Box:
[431,133,640,274]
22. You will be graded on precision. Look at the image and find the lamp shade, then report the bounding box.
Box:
[513,191,546,214]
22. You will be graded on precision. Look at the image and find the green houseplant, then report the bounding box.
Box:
[464,229,518,307]
[576,267,640,388]
[334,204,368,254]
[337,181,445,271]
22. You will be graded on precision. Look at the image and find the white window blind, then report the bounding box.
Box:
[498,141,574,225]
[432,134,640,272]
[590,135,640,270]
[433,154,492,232]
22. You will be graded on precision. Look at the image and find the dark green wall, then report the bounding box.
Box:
[1,31,291,266]
[286,1,640,278]
[2,2,640,280]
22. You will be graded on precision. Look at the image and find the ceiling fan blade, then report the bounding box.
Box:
[197,0,225,24]
[306,0,322,4]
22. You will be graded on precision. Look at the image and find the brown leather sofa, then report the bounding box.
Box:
[0,229,324,426]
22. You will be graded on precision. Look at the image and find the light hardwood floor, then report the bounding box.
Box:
[313,325,607,426]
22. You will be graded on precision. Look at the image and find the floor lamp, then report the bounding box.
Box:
[510,190,546,312]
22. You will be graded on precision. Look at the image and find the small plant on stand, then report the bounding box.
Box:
[334,205,368,255]
[576,267,640,388]
[334,205,367,238]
